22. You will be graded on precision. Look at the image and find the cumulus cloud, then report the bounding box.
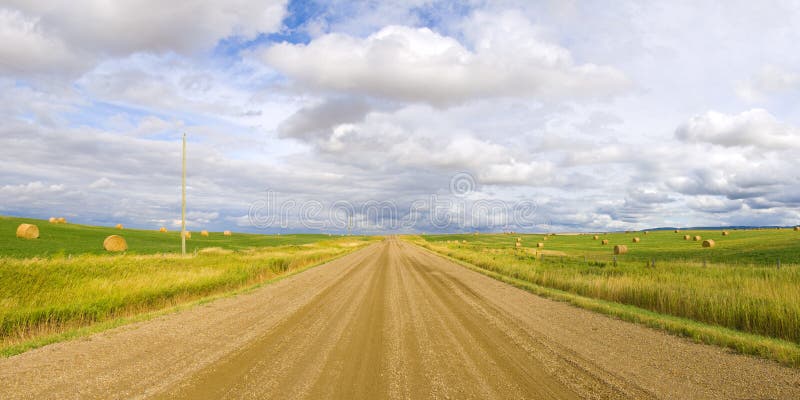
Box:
[262,11,630,105]
[675,109,800,149]
[0,1,287,76]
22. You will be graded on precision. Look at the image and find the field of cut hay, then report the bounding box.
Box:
[407,228,800,365]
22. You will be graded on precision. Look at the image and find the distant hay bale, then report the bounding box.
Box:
[543,236,548,241]
[461,240,467,244]
[614,245,628,255]
[515,242,521,248]
[223,230,232,236]
[201,230,209,237]
[103,235,127,252]
[516,237,522,242]
[794,226,799,231]
[702,239,715,248]
[593,235,599,240]
[115,224,123,230]
[49,217,57,224]
[643,231,648,235]
[722,231,729,236]
[674,230,679,233]
[601,239,609,245]
[684,235,691,240]
[537,242,544,248]
[159,227,167,233]
[16,223,39,239]
[57,217,66,224]
[693,235,701,241]
[632,237,640,243]
[183,231,191,239]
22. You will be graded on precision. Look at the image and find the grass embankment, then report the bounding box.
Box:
[407,230,800,366]
[0,216,375,356]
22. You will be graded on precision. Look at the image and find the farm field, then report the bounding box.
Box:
[0,216,375,355]
[407,229,800,365]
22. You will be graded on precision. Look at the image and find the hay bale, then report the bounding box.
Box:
[537,242,544,248]
[693,235,701,241]
[632,237,640,243]
[684,235,691,240]
[48,217,57,224]
[794,226,799,231]
[461,240,467,244]
[159,227,167,233]
[601,239,609,245]
[702,239,715,248]
[614,244,628,255]
[543,236,548,241]
[674,229,679,233]
[593,235,599,240]
[722,231,729,236]
[57,217,66,224]
[183,231,192,239]
[103,235,127,252]
[516,237,522,242]
[223,230,232,237]
[201,230,209,237]
[515,242,522,248]
[16,223,39,239]
[643,231,648,235]
[115,223,124,230]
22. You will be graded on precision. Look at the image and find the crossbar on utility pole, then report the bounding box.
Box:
[181,133,187,256]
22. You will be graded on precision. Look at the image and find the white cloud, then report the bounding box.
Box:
[675,109,800,149]
[262,11,630,105]
[88,177,115,189]
[736,65,800,102]
[0,1,287,76]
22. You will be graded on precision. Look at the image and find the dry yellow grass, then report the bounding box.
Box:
[103,235,127,252]
[16,224,39,239]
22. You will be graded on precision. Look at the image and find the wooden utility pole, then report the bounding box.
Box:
[181,133,187,256]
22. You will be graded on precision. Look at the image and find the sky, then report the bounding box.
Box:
[1,0,799,234]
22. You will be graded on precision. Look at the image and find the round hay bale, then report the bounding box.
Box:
[16,223,39,239]
[632,237,640,243]
[693,235,702,241]
[593,235,599,240]
[48,217,57,224]
[543,236,548,241]
[159,227,167,233]
[103,235,127,252]
[516,237,522,242]
[644,231,648,235]
[794,226,799,231]
[223,230,232,236]
[183,231,192,239]
[461,240,467,244]
[684,235,691,240]
[537,242,544,248]
[722,231,729,236]
[115,223,124,230]
[201,230,209,237]
[674,229,679,233]
[515,242,521,248]
[614,244,628,255]
[601,239,609,245]
[702,239,715,248]
[57,217,66,224]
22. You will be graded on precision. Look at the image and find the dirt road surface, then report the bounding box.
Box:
[2,238,799,399]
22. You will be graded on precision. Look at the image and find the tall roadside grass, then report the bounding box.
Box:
[0,239,374,355]
[407,236,800,365]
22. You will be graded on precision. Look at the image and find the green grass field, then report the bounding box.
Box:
[1,215,335,258]
[408,229,800,365]
[0,216,375,356]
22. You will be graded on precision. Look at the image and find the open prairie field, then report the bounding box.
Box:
[0,216,375,355]
[408,230,800,365]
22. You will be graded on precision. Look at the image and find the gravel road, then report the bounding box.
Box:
[1,237,798,399]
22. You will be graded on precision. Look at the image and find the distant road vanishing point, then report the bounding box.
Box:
[2,237,799,399]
